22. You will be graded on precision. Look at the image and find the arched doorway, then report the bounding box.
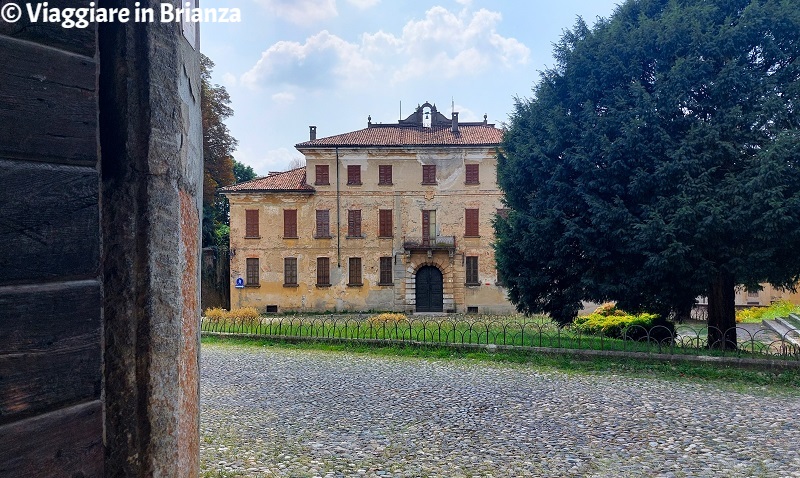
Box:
[416,266,443,312]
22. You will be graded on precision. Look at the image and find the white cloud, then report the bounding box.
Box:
[242,5,528,90]
[221,72,238,87]
[271,92,296,104]
[253,0,337,26]
[241,30,375,89]
[347,0,380,8]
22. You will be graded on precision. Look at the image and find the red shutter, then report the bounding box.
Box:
[348,257,362,285]
[317,257,330,285]
[246,258,259,285]
[379,165,392,185]
[465,209,479,237]
[379,257,392,284]
[315,210,330,237]
[284,209,297,238]
[422,210,431,243]
[347,165,361,185]
[245,209,259,237]
[465,164,479,184]
[315,165,329,185]
[378,209,392,237]
[422,165,436,184]
[466,256,478,284]
[348,210,361,237]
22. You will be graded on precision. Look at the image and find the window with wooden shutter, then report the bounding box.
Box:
[347,165,361,185]
[465,209,479,237]
[245,209,259,238]
[315,165,329,185]
[348,257,362,286]
[378,209,392,237]
[422,210,436,243]
[348,209,362,237]
[316,257,330,286]
[422,164,436,184]
[284,209,298,238]
[466,256,479,285]
[496,208,510,220]
[246,258,260,286]
[465,164,479,184]
[284,257,297,286]
[315,209,330,238]
[378,165,392,185]
[379,257,393,285]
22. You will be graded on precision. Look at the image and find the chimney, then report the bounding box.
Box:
[309,126,317,141]
[451,112,459,133]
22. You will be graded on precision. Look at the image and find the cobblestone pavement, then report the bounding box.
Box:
[201,344,800,478]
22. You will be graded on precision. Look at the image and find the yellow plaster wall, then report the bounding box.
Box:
[225,145,515,313]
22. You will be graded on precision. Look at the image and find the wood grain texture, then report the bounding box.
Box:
[0,1,95,57]
[0,344,101,425]
[0,160,99,285]
[0,35,97,166]
[0,401,103,477]
[0,280,101,355]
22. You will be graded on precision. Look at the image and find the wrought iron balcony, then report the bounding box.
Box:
[403,235,456,251]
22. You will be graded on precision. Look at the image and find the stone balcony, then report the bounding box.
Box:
[402,235,456,252]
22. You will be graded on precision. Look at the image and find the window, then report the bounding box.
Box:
[466,256,479,285]
[315,209,330,238]
[422,210,436,242]
[379,257,393,285]
[316,257,330,286]
[284,257,298,286]
[315,165,329,185]
[378,165,392,185]
[347,165,361,185]
[348,257,362,286]
[422,164,436,185]
[465,209,479,237]
[348,209,362,237]
[496,208,510,220]
[378,209,392,237]
[496,267,506,286]
[284,209,298,238]
[465,164,479,184]
[245,209,259,238]
[246,258,259,286]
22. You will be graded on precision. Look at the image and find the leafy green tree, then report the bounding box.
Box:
[233,160,257,184]
[201,54,238,248]
[495,0,800,349]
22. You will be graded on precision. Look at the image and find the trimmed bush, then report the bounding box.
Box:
[367,313,408,324]
[203,307,261,323]
[573,311,659,339]
[204,307,227,322]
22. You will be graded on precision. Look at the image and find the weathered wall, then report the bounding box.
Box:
[99,3,203,475]
[0,9,103,476]
[227,146,514,314]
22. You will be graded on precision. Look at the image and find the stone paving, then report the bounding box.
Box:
[200,344,800,478]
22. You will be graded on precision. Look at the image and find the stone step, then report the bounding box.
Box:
[762,318,800,347]
[784,313,800,329]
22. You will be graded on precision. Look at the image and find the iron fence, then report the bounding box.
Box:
[200,314,800,361]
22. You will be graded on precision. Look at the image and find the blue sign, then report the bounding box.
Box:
[235,277,244,289]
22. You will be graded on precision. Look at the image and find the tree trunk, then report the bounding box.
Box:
[707,271,737,350]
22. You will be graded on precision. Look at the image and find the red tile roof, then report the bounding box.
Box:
[220,167,314,193]
[296,124,503,148]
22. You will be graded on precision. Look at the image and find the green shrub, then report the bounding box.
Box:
[736,300,800,323]
[573,311,660,339]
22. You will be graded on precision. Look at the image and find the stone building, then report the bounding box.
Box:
[222,102,515,314]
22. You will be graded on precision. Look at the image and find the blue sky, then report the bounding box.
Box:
[201,0,622,175]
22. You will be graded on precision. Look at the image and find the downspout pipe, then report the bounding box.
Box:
[336,147,341,268]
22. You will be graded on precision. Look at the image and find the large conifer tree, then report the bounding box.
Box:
[495,0,800,349]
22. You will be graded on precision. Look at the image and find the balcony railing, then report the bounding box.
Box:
[403,235,456,250]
